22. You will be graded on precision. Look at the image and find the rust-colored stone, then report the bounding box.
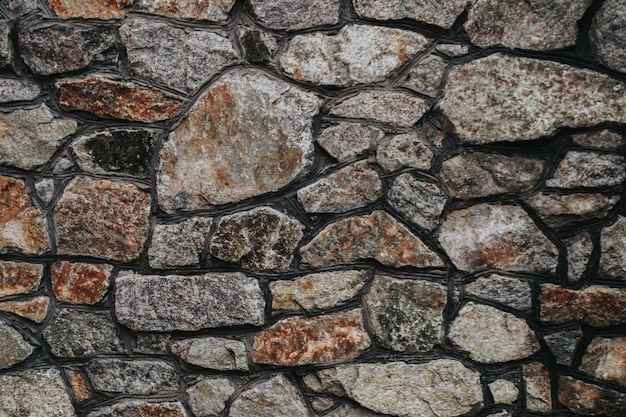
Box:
[0,296,49,323]
[581,337,626,387]
[139,402,186,417]
[68,369,93,402]
[54,76,182,122]
[0,261,43,297]
[252,309,370,366]
[47,0,132,19]
[559,376,626,416]
[51,261,112,304]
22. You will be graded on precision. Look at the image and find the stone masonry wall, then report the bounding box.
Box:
[0,0,625,416]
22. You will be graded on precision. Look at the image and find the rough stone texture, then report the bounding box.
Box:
[297,161,382,213]
[0,296,49,323]
[51,262,112,304]
[439,203,558,273]
[0,105,77,170]
[0,176,50,255]
[115,272,265,331]
[237,26,278,63]
[438,54,626,144]
[120,18,239,92]
[449,303,539,363]
[133,333,170,355]
[148,217,212,268]
[68,370,92,402]
[43,309,123,358]
[0,320,33,368]
[34,178,55,206]
[581,337,626,387]
[591,0,626,73]
[353,0,468,28]
[252,309,370,366]
[540,284,626,326]
[301,210,444,268]
[0,261,43,296]
[270,270,368,312]
[526,193,619,228]
[465,275,532,310]
[0,21,11,68]
[157,70,319,211]
[0,369,76,417]
[187,378,235,417]
[2,0,38,16]
[47,0,132,19]
[230,374,309,417]
[54,176,151,262]
[84,359,178,395]
[171,336,248,371]
[403,54,447,97]
[325,404,382,417]
[559,376,626,416]
[489,380,518,404]
[248,0,339,30]
[600,215,626,279]
[546,151,625,188]
[88,401,187,417]
[281,25,428,86]
[55,76,182,122]
[376,133,434,172]
[317,123,384,161]
[330,90,429,127]
[573,129,625,149]
[544,328,583,366]
[0,78,40,102]
[524,362,552,412]
[436,44,469,56]
[142,0,235,20]
[387,174,447,231]
[364,275,446,352]
[439,153,544,199]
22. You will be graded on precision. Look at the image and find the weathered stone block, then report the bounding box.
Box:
[171,336,248,371]
[230,374,309,417]
[148,217,212,268]
[0,320,34,368]
[0,296,49,323]
[51,262,112,304]
[84,359,178,395]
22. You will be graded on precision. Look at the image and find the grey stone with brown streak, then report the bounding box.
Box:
[465,274,532,310]
[559,376,626,416]
[387,174,448,231]
[526,193,619,228]
[376,132,434,172]
[581,337,626,387]
[524,362,552,412]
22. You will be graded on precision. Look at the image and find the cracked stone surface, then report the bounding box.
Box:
[544,328,583,366]
[526,193,619,228]
[465,274,532,310]
[187,378,236,417]
[148,217,212,268]
[524,362,552,413]
[546,151,626,188]
[317,123,384,161]
[387,174,448,231]
[0,261,43,297]
[84,359,178,395]
[559,377,626,416]
[171,336,248,371]
[376,133,434,172]
[0,296,49,323]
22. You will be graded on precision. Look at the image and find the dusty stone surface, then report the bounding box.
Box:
[51,262,112,304]
[171,336,248,371]
[403,54,447,97]
[87,401,187,417]
[376,133,434,172]
[526,193,619,228]
[187,378,235,417]
[591,0,626,73]
[157,70,319,211]
[252,309,370,366]
[438,54,626,144]
[364,275,446,352]
[544,328,583,366]
[0,320,33,368]
[573,129,625,149]
[54,176,151,262]
[47,0,132,19]
[270,270,368,312]
[581,337,626,386]
[230,374,309,417]
[449,303,539,363]
[0,105,77,170]
[148,217,212,268]
[317,123,384,161]
[0,261,43,296]
[55,76,182,122]
[601,216,626,279]
[142,0,235,20]
[353,0,468,28]
[210,207,303,270]
[301,210,444,268]
[115,272,265,331]
[524,362,552,412]
[489,379,518,404]
[297,161,382,213]
[546,151,626,188]
[237,26,278,63]
[465,275,532,310]
[387,174,447,231]
[0,296,49,323]
[281,25,427,86]
[0,78,40,102]
[559,376,626,416]
[84,359,178,395]
[68,370,93,402]
[439,203,558,273]
[248,0,339,30]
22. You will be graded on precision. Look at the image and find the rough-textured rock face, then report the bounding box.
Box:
[600,215,626,278]
[573,129,625,149]
[353,0,468,28]
[403,54,447,97]
[489,380,518,405]
[230,374,309,417]
[376,133,434,172]
[317,123,384,161]
[87,401,187,417]
[0,320,34,368]
[148,217,211,268]
[580,337,626,386]
[387,174,447,231]
[0,296,49,323]
[591,0,626,73]
[465,275,532,310]
[51,262,112,304]
[559,377,626,416]
[171,336,248,371]
[544,328,583,366]
[248,0,339,30]
[546,151,626,188]
[187,378,235,417]
[0,261,42,296]
[0,78,40,102]
[47,0,132,19]
[142,0,235,20]
[84,359,178,395]
[524,362,552,412]
[526,193,619,228]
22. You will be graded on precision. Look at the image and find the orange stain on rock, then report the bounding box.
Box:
[68,370,93,402]
[51,261,112,304]
[47,0,132,19]
[0,296,49,323]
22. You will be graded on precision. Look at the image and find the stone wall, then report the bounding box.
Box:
[0,0,625,416]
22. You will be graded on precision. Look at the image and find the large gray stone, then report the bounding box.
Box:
[84,359,178,395]
[0,78,40,102]
[187,378,235,417]
[353,0,468,28]
[465,274,532,310]
[230,374,309,417]
[248,0,339,29]
[387,174,448,231]
[148,217,212,268]
[0,320,33,368]
[171,336,248,371]
[317,123,384,162]
[546,151,626,188]
[591,0,626,73]
[526,193,619,228]
[600,215,626,279]
[0,21,10,68]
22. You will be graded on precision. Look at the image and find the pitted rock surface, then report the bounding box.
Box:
[591,0,626,73]
[317,123,384,161]
[559,377,626,416]
[524,362,552,412]
[87,401,187,417]
[387,174,447,231]
[148,217,212,268]
[0,78,40,102]
[544,328,583,366]
[84,359,178,395]
[526,193,619,228]
[0,296,49,323]
[47,0,132,19]
[51,262,112,304]
[187,378,235,417]
[580,337,626,386]
[376,133,434,172]
[465,275,532,310]
[0,261,42,296]
[353,0,468,28]
[546,151,626,188]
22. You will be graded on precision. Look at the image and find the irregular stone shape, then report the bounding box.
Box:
[142,0,235,20]
[387,174,447,231]
[439,153,544,199]
[376,133,434,172]
[0,105,77,169]
[601,216,626,278]
[0,369,76,417]
[439,203,558,273]
[0,296,49,323]
[365,275,446,352]
[546,151,626,188]
[270,270,368,312]
[311,397,335,413]
[47,0,132,19]
[403,54,447,97]
[330,90,429,127]
[120,18,239,92]
[88,401,187,417]
[489,380,518,404]
[301,210,444,268]
[573,129,625,149]
[171,336,248,371]
[55,76,182,122]
[436,44,469,56]
[317,123,384,161]
[34,178,55,205]
[281,25,427,86]
[465,274,532,310]
[298,161,382,213]
[84,359,178,395]
[148,217,212,268]
[0,21,11,68]
[316,360,483,417]
[526,193,619,228]
[591,0,626,73]
[2,0,38,16]
[43,309,123,358]
[20,25,118,75]
[68,370,93,402]
[248,0,339,29]
[210,207,303,270]
[0,176,50,255]
[237,26,278,63]
[581,337,626,386]
[71,129,156,178]
[449,302,539,363]
[326,404,383,417]
[51,262,112,304]
[252,309,370,366]
[0,320,33,368]
[559,376,626,416]
[0,78,40,102]
[157,70,319,211]
[187,378,235,417]
[0,261,43,297]
[540,284,626,326]
[438,54,626,144]
[133,333,170,354]
[231,374,309,417]
[353,0,468,29]
[544,328,583,366]
[115,272,265,331]
[55,177,150,261]
[524,362,552,412]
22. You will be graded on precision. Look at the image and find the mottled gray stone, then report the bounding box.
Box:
[85,359,178,395]
[353,0,468,28]
[141,0,235,20]
[489,380,518,404]
[0,320,33,368]
[230,374,309,417]
[87,401,187,417]
[546,151,625,188]
[559,376,626,417]
[0,78,40,102]
[187,378,235,417]
[0,21,12,67]
[133,333,170,354]
[439,54,626,144]
[581,337,626,387]
[171,336,248,371]
[148,217,212,268]
[387,174,447,231]
[248,0,339,29]
[325,404,383,417]
[34,178,55,205]
[435,43,469,56]
[449,303,540,363]
[0,105,77,169]
[524,362,552,412]
[43,309,123,358]
[317,123,384,161]
[403,54,447,97]
[1,0,38,16]
[526,193,619,228]
[601,215,626,279]
[544,328,582,366]
[465,275,532,310]
[281,25,428,86]
[311,397,335,413]
[237,26,278,63]
[566,232,593,281]
[120,18,239,92]
[592,0,626,73]
[376,133,434,172]
[573,129,625,149]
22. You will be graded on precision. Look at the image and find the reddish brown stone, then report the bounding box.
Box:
[252,309,370,366]
[68,369,92,402]
[559,376,626,416]
[52,262,112,304]
[581,337,626,387]
[0,261,43,297]
[55,76,182,122]
[139,402,186,417]
[0,296,49,323]
[47,0,132,19]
